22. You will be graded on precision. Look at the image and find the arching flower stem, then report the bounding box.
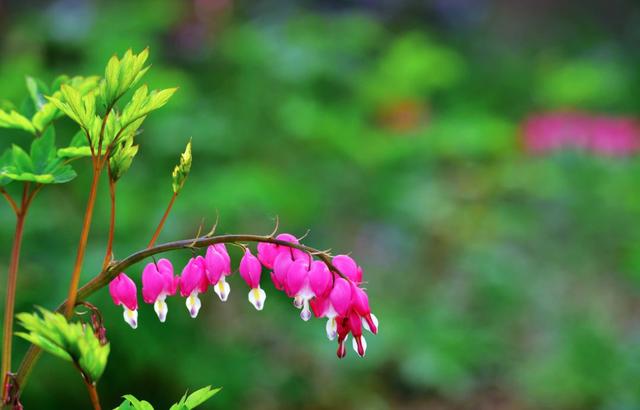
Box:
[14,232,347,391]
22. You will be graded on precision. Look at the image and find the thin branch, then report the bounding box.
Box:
[102,174,117,270]
[0,189,18,216]
[64,167,102,317]
[147,192,177,248]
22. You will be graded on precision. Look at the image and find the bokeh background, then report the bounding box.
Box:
[1,0,640,408]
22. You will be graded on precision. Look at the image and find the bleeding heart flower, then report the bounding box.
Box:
[239,248,266,310]
[109,273,138,329]
[178,256,208,318]
[141,259,177,322]
[332,255,363,284]
[205,244,232,302]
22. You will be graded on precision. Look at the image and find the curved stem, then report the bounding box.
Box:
[15,233,345,389]
[147,192,177,248]
[72,361,101,410]
[102,177,116,270]
[1,184,33,400]
[65,167,102,317]
[0,189,18,216]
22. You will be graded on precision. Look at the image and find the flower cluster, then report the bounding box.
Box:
[108,234,378,357]
[522,111,640,156]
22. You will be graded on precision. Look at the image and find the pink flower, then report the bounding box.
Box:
[332,255,363,284]
[285,259,332,321]
[257,242,278,269]
[274,233,307,260]
[178,256,208,318]
[109,273,138,329]
[141,259,177,322]
[271,251,294,290]
[522,112,640,156]
[350,284,378,335]
[311,276,378,357]
[239,248,266,310]
[205,244,232,302]
[310,276,350,339]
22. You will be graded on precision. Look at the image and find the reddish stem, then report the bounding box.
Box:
[102,176,116,270]
[147,192,177,248]
[1,185,30,399]
[64,167,101,317]
[0,189,18,216]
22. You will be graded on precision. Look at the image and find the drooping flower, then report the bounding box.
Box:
[109,273,138,329]
[266,234,310,290]
[178,256,208,318]
[350,284,378,335]
[310,276,351,339]
[141,259,177,322]
[332,255,363,284]
[257,242,278,269]
[286,259,332,321]
[271,250,294,290]
[239,248,266,310]
[205,244,232,302]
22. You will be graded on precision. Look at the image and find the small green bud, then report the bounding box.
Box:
[109,137,139,182]
[172,139,192,194]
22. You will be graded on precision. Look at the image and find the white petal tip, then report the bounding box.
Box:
[123,308,138,329]
[326,318,337,340]
[214,279,231,302]
[154,299,168,323]
[186,292,201,318]
[352,336,367,357]
[248,287,266,311]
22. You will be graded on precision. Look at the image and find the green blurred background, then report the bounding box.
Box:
[1,0,640,408]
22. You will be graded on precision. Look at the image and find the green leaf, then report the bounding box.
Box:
[109,137,139,181]
[120,86,177,129]
[30,127,56,170]
[32,75,100,132]
[184,386,221,409]
[25,76,49,111]
[0,109,36,134]
[11,145,33,172]
[102,48,150,106]
[15,308,109,383]
[3,129,77,184]
[0,149,15,186]
[57,130,93,158]
[121,395,154,410]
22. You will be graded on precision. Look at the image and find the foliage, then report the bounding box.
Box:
[15,308,110,383]
[115,386,220,410]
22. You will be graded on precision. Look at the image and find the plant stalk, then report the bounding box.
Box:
[102,176,117,270]
[0,184,33,401]
[64,167,101,317]
[147,192,177,248]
